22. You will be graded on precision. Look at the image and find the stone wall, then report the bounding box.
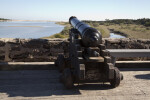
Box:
[103,38,150,49]
[0,38,68,62]
[0,38,150,62]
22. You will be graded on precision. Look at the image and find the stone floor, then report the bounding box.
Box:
[0,68,150,100]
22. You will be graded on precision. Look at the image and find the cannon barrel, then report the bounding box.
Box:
[69,16,102,47]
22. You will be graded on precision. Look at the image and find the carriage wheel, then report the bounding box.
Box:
[110,67,121,88]
[63,68,74,89]
[59,74,64,83]
[57,55,65,72]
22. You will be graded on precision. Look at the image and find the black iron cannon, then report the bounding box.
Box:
[55,16,123,89]
[69,16,102,47]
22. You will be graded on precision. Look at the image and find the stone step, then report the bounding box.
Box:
[0,62,57,70]
[116,61,150,68]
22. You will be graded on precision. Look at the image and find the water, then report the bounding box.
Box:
[0,21,64,39]
[109,33,126,38]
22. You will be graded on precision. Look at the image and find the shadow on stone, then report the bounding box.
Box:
[0,69,114,97]
[75,84,113,90]
[135,74,150,80]
[0,70,81,97]
[120,68,150,71]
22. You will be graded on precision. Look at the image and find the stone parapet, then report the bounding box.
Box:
[0,38,68,62]
[0,38,149,62]
[103,38,150,49]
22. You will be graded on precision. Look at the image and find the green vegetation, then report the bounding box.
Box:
[47,33,66,38]
[42,23,71,39]
[43,18,150,39]
[43,26,70,39]
[84,18,150,27]
[56,21,70,26]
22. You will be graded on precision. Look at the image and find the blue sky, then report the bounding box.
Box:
[0,0,150,21]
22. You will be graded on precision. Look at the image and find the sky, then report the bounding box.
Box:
[0,0,150,21]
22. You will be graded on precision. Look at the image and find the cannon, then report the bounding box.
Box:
[69,16,102,47]
[55,16,123,89]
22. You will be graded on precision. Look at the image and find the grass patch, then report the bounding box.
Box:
[107,24,150,39]
[56,22,70,26]
[95,25,110,38]
[42,24,70,39]
[48,33,67,38]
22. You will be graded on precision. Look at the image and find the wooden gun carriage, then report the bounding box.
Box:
[55,16,123,89]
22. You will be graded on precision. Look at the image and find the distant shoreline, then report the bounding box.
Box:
[0,19,56,22]
[7,26,43,27]
[10,19,54,22]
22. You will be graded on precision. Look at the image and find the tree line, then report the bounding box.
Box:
[83,18,150,27]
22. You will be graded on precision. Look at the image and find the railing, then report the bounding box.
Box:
[107,49,150,65]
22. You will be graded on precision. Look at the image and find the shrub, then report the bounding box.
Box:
[93,23,99,27]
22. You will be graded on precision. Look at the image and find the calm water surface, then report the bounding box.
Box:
[0,21,64,39]
[109,33,126,38]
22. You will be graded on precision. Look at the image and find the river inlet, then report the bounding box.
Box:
[0,21,64,39]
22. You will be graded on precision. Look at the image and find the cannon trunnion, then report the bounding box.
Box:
[55,17,123,89]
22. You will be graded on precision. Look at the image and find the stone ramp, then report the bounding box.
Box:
[0,68,150,100]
